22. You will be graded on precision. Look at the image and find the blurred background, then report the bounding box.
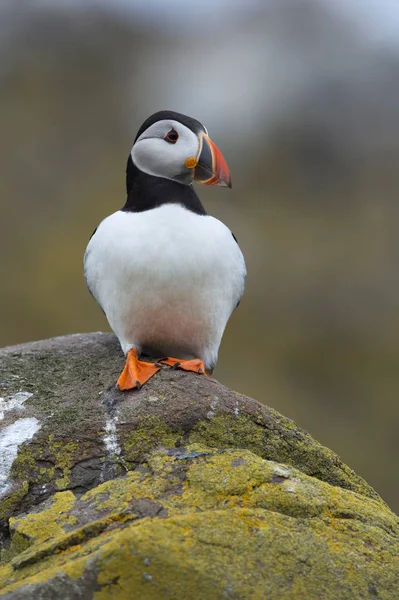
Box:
[1,0,399,511]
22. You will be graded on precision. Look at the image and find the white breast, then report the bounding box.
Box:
[84,204,246,370]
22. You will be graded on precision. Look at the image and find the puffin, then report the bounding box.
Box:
[84,110,246,390]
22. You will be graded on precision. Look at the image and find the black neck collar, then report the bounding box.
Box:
[122,156,207,216]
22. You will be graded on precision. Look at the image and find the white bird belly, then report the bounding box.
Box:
[84,204,245,369]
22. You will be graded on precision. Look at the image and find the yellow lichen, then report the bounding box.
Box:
[47,435,81,490]
[9,491,76,547]
[0,482,28,522]
[1,448,398,598]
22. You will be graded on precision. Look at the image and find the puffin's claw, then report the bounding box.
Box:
[159,357,209,376]
[117,349,161,391]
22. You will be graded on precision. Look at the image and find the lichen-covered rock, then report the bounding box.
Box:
[1,448,399,599]
[0,333,398,598]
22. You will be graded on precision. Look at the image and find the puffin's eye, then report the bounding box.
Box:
[164,129,179,144]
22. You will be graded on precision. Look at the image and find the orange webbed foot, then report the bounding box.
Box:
[159,357,209,376]
[117,349,161,391]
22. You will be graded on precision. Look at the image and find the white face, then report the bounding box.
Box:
[131,119,202,184]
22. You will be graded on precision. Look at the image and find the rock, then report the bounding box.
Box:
[0,333,398,598]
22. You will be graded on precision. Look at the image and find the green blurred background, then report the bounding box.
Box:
[1,0,399,511]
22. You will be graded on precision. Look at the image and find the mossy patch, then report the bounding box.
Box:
[8,433,92,509]
[9,445,38,483]
[190,413,266,456]
[189,411,381,502]
[0,484,28,523]
[121,416,181,464]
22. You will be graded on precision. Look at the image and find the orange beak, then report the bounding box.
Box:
[194,133,232,188]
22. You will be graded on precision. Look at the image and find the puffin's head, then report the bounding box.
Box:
[130,110,231,188]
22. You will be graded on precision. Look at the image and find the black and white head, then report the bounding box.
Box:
[129,110,231,188]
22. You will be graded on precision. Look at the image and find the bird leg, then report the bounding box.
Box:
[117,349,161,391]
[159,357,209,375]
